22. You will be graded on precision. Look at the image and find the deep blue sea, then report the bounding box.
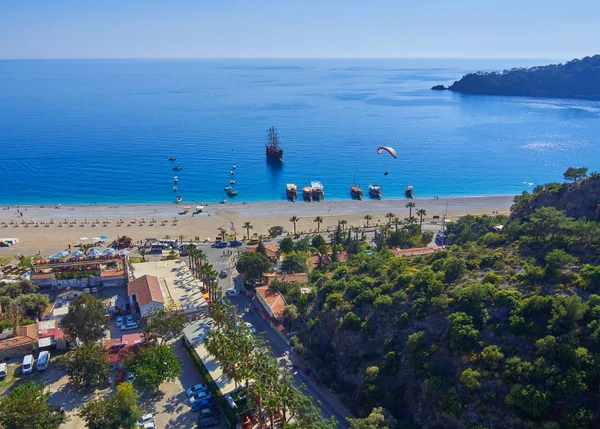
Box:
[1,58,599,205]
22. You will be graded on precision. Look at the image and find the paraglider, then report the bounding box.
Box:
[377,146,397,159]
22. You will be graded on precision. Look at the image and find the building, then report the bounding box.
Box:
[130,260,208,320]
[255,286,287,320]
[247,243,281,263]
[37,320,67,351]
[0,325,38,359]
[263,272,308,286]
[42,288,86,321]
[104,333,148,369]
[183,320,240,397]
[309,252,349,268]
[391,246,440,257]
[127,275,165,317]
[30,255,127,291]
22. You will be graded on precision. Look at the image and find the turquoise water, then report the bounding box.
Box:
[1,58,599,205]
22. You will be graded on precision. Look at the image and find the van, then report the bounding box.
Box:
[36,351,50,371]
[22,354,34,374]
[0,362,7,378]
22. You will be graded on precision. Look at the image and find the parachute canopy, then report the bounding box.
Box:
[377,146,397,159]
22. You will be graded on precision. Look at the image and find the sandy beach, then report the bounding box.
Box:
[0,196,513,255]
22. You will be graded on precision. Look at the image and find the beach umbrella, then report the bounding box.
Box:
[79,237,89,241]
[99,235,108,239]
[118,249,129,256]
[103,248,117,255]
[49,251,69,259]
[87,248,102,256]
[183,205,191,209]
[71,251,84,258]
[196,205,204,210]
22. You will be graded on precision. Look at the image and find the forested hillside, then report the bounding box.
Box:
[277,170,600,429]
[432,55,600,99]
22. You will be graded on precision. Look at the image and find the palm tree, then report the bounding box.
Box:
[393,217,402,233]
[138,247,146,262]
[289,216,299,235]
[363,214,372,228]
[416,208,427,231]
[339,219,348,230]
[178,235,184,243]
[313,216,323,232]
[386,212,395,227]
[317,244,329,269]
[406,202,416,219]
[242,222,253,240]
[217,228,227,242]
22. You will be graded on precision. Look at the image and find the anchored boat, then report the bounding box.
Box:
[266,126,283,161]
[227,189,238,196]
[350,168,363,199]
[286,184,298,201]
[173,176,178,183]
[369,183,382,199]
[168,156,176,161]
[405,186,414,198]
[311,181,324,201]
[302,185,313,201]
[173,187,178,191]
[173,166,182,171]
[176,196,183,204]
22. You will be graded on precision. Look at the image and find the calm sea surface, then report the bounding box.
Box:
[1,58,599,205]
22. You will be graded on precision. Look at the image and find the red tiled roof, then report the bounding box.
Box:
[104,334,148,364]
[101,270,125,277]
[18,324,39,340]
[128,275,164,307]
[309,252,349,268]
[0,336,36,350]
[31,273,55,280]
[264,273,308,285]
[247,244,280,259]
[391,246,440,257]
[255,286,287,319]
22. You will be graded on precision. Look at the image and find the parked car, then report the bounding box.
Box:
[191,399,215,411]
[190,391,212,404]
[226,288,237,297]
[116,316,124,327]
[126,314,134,324]
[219,269,228,278]
[247,238,259,245]
[115,370,125,384]
[121,322,139,331]
[211,242,228,248]
[186,383,208,397]
[198,407,219,418]
[229,240,243,247]
[136,413,155,429]
[127,372,135,383]
[197,416,220,428]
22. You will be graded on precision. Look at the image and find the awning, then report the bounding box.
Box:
[38,337,53,348]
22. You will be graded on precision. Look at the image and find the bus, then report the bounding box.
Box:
[36,351,50,371]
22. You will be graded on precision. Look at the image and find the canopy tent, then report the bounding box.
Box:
[103,248,117,255]
[79,237,89,241]
[99,235,108,239]
[92,237,102,241]
[48,251,69,259]
[87,248,103,256]
[71,251,84,258]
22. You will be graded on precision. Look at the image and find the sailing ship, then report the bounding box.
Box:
[311,181,324,201]
[350,168,363,199]
[369,183,382,198]
[286,184,298,201]
[266,126,283,161]
[405,186,414,198]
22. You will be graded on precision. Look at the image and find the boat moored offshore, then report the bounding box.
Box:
[311,181,324,200]
[350,184,363,200]
[286,184,298,201]
[302,185,313,201]
[176,196,183,204]
[227,189,238,196]
[173,176,178,182]
[168,156,176,161]
[405,186,414,198]
[173,166,182,171]
[369,183,382,198]
[265,126,283,161]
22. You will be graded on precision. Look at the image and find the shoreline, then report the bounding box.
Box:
[0,195,513,255]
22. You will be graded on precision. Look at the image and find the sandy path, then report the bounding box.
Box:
[0,196,513,254]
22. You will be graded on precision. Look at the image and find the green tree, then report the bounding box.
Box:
[505,383,550,419]
[563,166,588,182]
[256,240,267,255]
[78,396,118,429]
[60,293,109,343]
[279,237,294,254]
[281,253,307,274]
[347,407,397,429]
[479,345,504,369]
[313,216,323,232]
[141,307,186,345]
[243,221,253,239]
[448,312,480,353]
[406,202,416,219]
[416,208,427,231]
[113,383,143,429]
[363,214,372,228]
[460,368,481,390]
[236,251,272,286]
[283,304,299,322]
[290,216,299,235]
[311,234,326,249]
[529,206,568,242]
[385,213,395,227]
[66,342,110,388]
[0,381,66,429]
[126,344,182,390]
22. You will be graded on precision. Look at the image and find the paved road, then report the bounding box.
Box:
[232,292,351,429]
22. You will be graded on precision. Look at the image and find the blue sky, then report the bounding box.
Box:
[1,0,598,59]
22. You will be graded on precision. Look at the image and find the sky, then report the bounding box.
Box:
[0,0,598,59]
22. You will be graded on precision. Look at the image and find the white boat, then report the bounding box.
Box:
[224,186,233,191]
[173,187,178,191]
[230,179,235,184]
[232,164,237,169]
[369,183,382,198]
[173,176,178,182]
[311,181,324,199]
[230,170,235,175]
[227,189,238,196]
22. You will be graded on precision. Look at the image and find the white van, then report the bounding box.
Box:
[0,362,7,378]
[22,354,34,374]
[36,351,50,371]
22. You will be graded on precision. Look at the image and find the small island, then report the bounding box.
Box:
[432,54,600,99]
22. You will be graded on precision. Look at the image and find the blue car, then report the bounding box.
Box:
[211,242,228,248]
[229,240,243,247]
[192,399,215,411]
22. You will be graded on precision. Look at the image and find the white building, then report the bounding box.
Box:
[127,275,165,317]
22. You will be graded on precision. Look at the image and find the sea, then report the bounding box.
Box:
[1,58,600,205]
